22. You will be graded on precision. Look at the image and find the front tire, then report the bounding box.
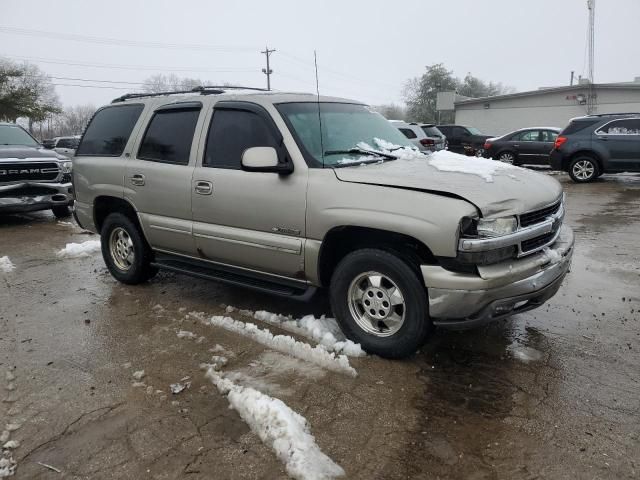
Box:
[329,249,431,359]
[101,213,157,284]
[52,205,72,218]
[568,155,598,183]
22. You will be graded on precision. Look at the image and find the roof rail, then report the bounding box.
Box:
[111,85,268,103]
[587,112,640,117]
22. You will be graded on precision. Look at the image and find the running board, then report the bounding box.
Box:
[151,252,316,301]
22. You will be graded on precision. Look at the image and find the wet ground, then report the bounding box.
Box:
[1,172,639,479]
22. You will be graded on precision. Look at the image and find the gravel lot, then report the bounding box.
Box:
[1,172,639,479]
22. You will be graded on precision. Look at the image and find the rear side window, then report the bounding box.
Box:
[560,118,600,135]
[399,128,417,139]
[596,118,640,135]
[138,108,200,165]
[76,104,144,156]
[204,109,278,169]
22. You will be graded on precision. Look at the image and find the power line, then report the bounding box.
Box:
[51,82,131,90]
[0,26,257,52]
[3,54,256,73]
[25,74,147,86]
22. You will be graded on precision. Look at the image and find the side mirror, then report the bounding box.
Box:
[241,147,293,174]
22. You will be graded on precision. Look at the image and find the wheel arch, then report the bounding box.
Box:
[567,150,603,172]
[93,195,141,234]
[316,226,436,288]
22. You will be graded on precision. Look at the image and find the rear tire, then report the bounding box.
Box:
[329,248,431,359]
[568,155,598,183]
[52,205,72,218]
[101,212,157,284]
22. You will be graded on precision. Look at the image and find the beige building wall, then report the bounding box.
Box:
[454,87,640,136]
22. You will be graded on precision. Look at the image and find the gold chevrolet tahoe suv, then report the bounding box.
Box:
[73,87,574,358]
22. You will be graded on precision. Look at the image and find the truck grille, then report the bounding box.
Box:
[0,162,60,182]
[0,186,60,198]
[519,200,562,228]
[521,232,556,253]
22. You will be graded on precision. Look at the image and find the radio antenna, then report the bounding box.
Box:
[314,50,325,167]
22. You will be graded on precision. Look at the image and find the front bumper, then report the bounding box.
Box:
[0,182,73,214]
[422,225,574,329]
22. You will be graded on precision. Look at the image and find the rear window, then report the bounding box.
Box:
[399,128,417,139]
[422,126,442,137]
[76,104,144,156]
[560,118,600,135]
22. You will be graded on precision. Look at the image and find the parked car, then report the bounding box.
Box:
[73,88,574,359]
[483,127,561,165]
[420,124,447,150]
[0,123,74,218]
[436,124,493,156]
[550,113,640,182]
[51,136,80,157]
[389,121,445,151]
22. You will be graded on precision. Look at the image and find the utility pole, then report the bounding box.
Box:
[261,46,276,90]
[587,0,596,113]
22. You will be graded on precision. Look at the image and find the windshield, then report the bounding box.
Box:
[466,126,483,135]
[276,102,415,167]
[0,125,40,147]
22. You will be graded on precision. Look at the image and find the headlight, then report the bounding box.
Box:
[476,216,517,237]
[60,161,73,174]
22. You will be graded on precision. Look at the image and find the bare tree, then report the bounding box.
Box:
[371,104,407,121]
[142,73,208,93]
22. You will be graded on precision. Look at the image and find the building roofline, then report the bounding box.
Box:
[454,83,640,106]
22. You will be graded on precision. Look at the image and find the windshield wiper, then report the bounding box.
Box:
[324,147,397,161]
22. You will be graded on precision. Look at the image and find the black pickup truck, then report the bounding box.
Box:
[0,123,74,218]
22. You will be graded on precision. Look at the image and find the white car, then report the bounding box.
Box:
[51,136,80,157]
[389,121,445,152]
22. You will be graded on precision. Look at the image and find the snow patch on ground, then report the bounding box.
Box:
[0,257,15,273]
[427,150,517,182]
[205,316,357,377]
[251,310,365,357]
[508,343,544,363]
[0,456,16,477]
[56,240,101,258]
[176,330,198,339]
[207,371,345,480]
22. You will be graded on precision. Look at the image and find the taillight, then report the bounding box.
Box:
[420,138,435,146]
[554,136,567,149]
[483,141,492,150]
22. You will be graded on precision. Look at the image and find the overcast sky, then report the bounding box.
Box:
[3,0,639,107]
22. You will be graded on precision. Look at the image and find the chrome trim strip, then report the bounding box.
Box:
[193,232,300,255]
[149,224,191,235]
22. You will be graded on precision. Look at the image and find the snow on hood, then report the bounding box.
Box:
[333,141,563,217]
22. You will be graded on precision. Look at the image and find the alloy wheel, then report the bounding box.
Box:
[347,271,406,337]
[572,160,595,180]
[109,227,135,271]
[499,152,515,164]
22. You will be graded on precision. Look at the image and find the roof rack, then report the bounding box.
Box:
[111,85,268,103]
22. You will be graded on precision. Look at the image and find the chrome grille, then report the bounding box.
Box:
[519,200,562,228]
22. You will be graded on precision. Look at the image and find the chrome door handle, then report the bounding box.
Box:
[130,174,145,186]
[195,181,213,195]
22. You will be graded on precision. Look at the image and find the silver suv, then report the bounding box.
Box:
[73,87,574,358]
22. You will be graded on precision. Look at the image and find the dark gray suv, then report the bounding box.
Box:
[550,113,640,182]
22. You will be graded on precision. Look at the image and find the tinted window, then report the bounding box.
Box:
[596,118,640,135]
[204,109,279,169]
[399,128,417,139]
[422,126,442,137]
[56,138,74,148]
[76,104,144,156]
[138,108,200,165]
[437,126,452,136]
[453,127,469,137]
[541,130,558,142]
[560,118,600,135]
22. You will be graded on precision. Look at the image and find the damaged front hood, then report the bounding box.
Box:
[333,155,563,217]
